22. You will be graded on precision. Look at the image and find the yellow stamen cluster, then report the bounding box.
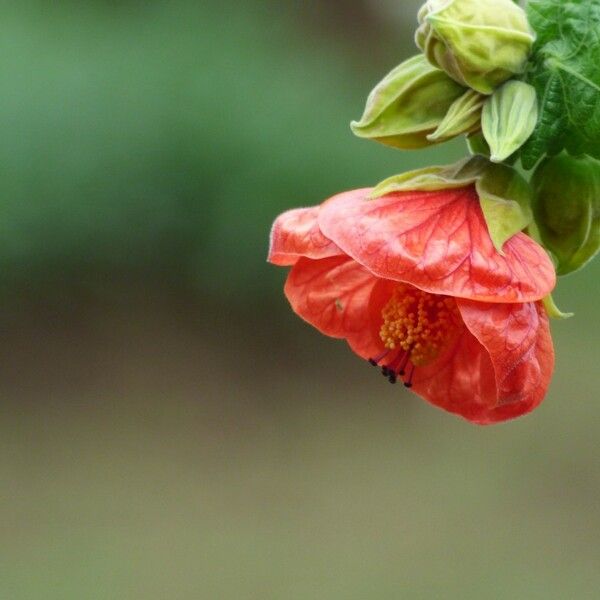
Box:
[379,284,462,366]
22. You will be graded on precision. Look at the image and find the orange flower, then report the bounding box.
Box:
[269,186,556,424]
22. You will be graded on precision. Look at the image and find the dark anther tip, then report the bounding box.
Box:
[368,359,378,367]
[388,376,397,385]
[381,367,389,377]
[404,383,413,389]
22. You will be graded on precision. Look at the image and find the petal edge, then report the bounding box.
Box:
[319,187,556,303]
[268,206,342,266]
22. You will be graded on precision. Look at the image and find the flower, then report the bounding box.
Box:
[268,185,556,424]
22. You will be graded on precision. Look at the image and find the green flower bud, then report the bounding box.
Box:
[351,54,465,149]
[427,88,485,142]
[415,0,535,95]
[482,81,538,163]
[532,154,600,276]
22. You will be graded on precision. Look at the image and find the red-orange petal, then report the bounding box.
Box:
[457,299,554,423]
[283,256,382,359]
[318,187,556,303]
[268,206,342,266]
[410,329,497,423]
[412,300,553,424]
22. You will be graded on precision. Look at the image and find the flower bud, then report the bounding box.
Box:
[351,54,464,149]
[532,154,600,276]
[415,0,535,95]
[482,81,538,163]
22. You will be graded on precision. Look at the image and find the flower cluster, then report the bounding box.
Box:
[268,0,600,424]
[352,0,537,161]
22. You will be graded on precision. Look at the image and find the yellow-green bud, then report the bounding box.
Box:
[427,88,485,142]
[415,0,535,95]
[532,154,600,276]
[482,81,538,163]
[351,54,465,149]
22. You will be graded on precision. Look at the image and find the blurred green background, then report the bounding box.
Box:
[1,1,599,598]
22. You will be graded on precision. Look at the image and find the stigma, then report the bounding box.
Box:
[368,284,463,387]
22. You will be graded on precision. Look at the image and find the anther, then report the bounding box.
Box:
[384,350,407,377]
[379,285,462,368]
[369,349,391,367]
[404,364,416,389]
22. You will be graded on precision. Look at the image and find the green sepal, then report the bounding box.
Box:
[476,162,533,253]
[371,156,488,196]
[427,89,485,142]
[543,294,574,320]
[467,132,491,158]
[371,156,533,253]
[531,153,600,276]
[351,54,465,149]
[482,81,538,163]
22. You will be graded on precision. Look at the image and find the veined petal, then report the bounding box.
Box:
[410,329,498,423]
[318,187,555,303]
[284,256,383,359]
[268,205,343,266]
[457,299,553,423]
[411,299,553,424]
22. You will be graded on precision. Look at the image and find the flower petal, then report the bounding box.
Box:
[284,256,383,358]
[318,187,555,302]
[410,329,497,423]
[457,299,554,423]
[412,300,553,424]
[268,206,342,266]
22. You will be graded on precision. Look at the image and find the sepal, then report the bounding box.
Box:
[351,54,464,149]
[467,132,491,158]
[482,81,538,163]
[532,154,600,276]
[543,294,574,320]
[427,89,485,142]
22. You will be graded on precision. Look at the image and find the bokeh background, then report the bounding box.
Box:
[2,1,599,598]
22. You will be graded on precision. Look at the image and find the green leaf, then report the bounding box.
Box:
[520,0,600,169]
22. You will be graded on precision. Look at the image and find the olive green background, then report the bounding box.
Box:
[2,1,599,598]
